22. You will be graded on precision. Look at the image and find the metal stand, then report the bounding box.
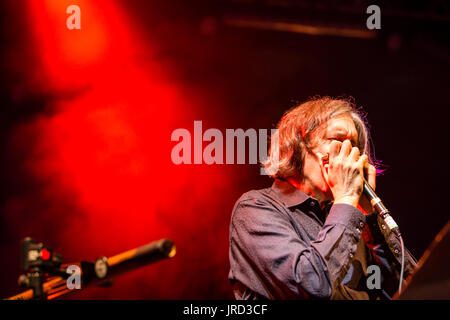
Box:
[395,221,450,299]
[18,237,68,300]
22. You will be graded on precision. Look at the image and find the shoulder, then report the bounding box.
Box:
[231,187,286,222]
[234,187,275,208]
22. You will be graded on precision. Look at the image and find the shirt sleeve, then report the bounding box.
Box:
[229,196,367,299]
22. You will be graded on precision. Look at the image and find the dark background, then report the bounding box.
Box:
[1,0,449,299]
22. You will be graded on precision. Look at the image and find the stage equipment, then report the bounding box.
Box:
[6,237,176,300]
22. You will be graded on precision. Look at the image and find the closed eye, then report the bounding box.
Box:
[328,137,346,142]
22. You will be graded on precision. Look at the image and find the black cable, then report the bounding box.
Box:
[397,234,405,293]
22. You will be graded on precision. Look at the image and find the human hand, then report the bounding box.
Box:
[320,139,368,208]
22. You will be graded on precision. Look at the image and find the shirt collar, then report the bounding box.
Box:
[271,178,311,208]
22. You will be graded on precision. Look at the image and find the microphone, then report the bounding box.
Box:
[94,238,177,281]
[363,179,401,237]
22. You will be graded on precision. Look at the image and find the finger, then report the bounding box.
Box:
[363,161,369,177]
[349,147,360,162]
[356,154,369,171]
[339,139,352,158]
[329,140,341,160]
[366,164,376,190]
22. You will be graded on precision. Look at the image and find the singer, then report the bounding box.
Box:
[228,97,416,299]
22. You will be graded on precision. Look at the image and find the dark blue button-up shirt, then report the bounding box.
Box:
[228,179,416,299]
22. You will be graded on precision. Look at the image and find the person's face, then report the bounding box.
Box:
[301,114,359,199]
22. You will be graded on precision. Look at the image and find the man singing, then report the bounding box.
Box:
[228,97,416,299]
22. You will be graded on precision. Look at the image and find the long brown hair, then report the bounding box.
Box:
[262,96,377,179]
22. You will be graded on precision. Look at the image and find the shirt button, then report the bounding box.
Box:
[394,249,399,254]
[356,228,361,234]
[310,201,315,207]
[359,222,364,228]
[349,253,354,259]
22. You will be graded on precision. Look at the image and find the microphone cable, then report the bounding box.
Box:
[364,180,405,295]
